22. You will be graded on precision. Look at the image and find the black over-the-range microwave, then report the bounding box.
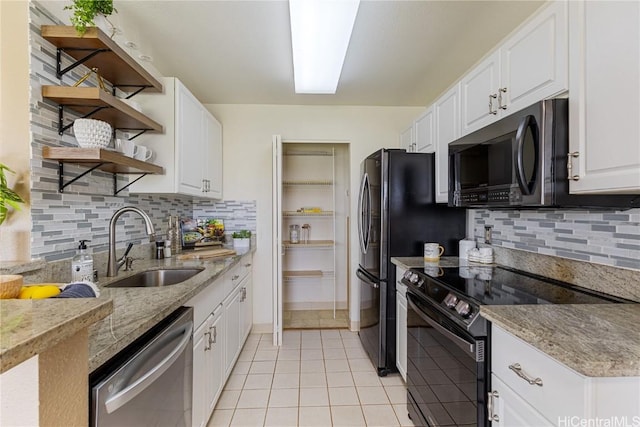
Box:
[448,98,639,209]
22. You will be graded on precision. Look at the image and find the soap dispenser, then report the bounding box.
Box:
[72,240,94,282]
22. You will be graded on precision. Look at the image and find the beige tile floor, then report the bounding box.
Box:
[208,329,413,427]
[283,310,349,329]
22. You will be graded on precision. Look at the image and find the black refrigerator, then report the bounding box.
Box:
[357,149,466,376]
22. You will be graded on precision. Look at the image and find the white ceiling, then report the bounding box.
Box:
[43,0,546,106]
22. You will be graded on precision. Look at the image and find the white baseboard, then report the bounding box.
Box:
[284,301,348,311]
[250,323,272,334]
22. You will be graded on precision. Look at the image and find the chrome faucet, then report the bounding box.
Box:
[107,206,155,277]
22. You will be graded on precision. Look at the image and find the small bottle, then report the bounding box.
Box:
[289,224,300,244]
[155,241,165,259]
[72,240,94,282]
[164,240,172,258]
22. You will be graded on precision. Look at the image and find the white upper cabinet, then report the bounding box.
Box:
[568,0,640,194]
[129,77,223,199]
[500,0,568,115]
[400,125,414,152]
[461,1,568,136]
[434,83,460,203]
[177,82,206,195]
[460,50,500,135]
[414,107,436,153]
[203,111,223,199]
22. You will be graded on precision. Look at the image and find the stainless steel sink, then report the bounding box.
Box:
[105,268,205,288]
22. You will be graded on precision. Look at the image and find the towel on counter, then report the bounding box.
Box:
[55,281,100,298]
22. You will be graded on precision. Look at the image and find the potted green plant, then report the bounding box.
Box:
[65,0,118,37]
[0,163,25,226]
[232,230,251,248]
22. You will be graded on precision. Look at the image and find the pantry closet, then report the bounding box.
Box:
[272,138,350,342]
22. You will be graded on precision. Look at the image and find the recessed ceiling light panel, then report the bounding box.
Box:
[289,0,360,94]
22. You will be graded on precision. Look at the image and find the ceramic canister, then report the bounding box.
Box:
[459,239,476,260]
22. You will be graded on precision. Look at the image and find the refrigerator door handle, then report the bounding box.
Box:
[357,173,370,253]
[356,267,380,289]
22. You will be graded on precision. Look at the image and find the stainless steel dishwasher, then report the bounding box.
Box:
[90,306,193,427]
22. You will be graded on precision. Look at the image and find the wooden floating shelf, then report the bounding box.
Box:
[41,25,162,92]
[42,86,163,132]
[43,147,163,174]
[283,240,334,248]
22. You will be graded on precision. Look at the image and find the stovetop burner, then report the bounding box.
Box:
[401,264,625,336]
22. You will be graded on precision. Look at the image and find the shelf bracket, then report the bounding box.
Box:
[124,129,148,141]
[56,48,110,78]
[57,161,105,193]
[58,105,110,135]
[114,173,148,196]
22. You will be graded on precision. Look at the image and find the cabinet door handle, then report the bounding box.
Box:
[208,325,217,344]
[567,152,580,181]
[489,94,498,115]
[487,390,499,422]
[509,363,543,386]
[498,87,507,110]
[204,332,211,350]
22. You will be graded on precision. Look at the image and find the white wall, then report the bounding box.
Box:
[0,0,31,262]
[205,104,423,329]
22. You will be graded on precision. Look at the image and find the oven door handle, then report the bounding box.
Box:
[407,294,475,356]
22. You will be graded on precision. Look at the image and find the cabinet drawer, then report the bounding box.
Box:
[226,255,252,293]
[186,278,225,327]
[492,325,586,422]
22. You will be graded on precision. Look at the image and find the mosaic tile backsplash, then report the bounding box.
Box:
[28,2,256,261]
[474,208,640,270]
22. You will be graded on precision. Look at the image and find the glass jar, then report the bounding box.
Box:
[289,224,300,244]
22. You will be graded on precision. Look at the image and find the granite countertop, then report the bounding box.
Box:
[88,247,254,372]
[391,256,481,269]
[0,297,112,373]
[481,304,640,378]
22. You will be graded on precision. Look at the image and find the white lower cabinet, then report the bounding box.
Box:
[395,266,407,382]
[192,306,224,427]
[186,254,253,427]
[489,325,640,425]
[223,284,242,377]
[490,374,553,426]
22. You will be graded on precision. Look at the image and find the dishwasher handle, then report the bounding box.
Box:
[104,321,193,414]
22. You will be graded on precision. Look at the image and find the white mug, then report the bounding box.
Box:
[117,139,138,157]
[424,243,445,261]
[134,145,153,161]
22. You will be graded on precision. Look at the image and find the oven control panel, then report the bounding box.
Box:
[402,269,481,326]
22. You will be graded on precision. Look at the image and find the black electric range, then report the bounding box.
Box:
[400,264,626,427]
